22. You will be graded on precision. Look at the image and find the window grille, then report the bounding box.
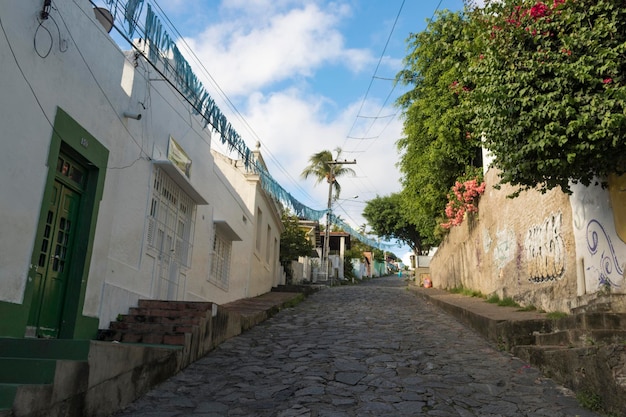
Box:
[210,231,231,290]
[146,167,195,268]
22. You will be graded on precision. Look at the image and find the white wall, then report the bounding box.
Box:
[570,181,626,294]
[212,152,284,299]
[1,0,279,330]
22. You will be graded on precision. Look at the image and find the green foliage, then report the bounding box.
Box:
[343,257,357,282]
[362,193,430,254]
[546,311,568,320]
[396,0,626,235]
[396,10,483,243]
[497,297,520,307]
[576,391,603,411]
[486,294,501,304]
[486,294,520,307]
[470,0,626,194]
[282,293,305,309]
[279,212,314,282]
[449,285,484,298]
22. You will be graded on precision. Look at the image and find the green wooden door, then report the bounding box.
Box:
[30,155,85,338]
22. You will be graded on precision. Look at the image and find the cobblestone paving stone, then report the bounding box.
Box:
[114,277,601,417]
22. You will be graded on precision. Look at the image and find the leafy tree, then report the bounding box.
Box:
[396,10,482,242]
[300,147,356,200]
[279,212,314,283]
[470,0,626,194]
[363,193,431,255]
[343,257,357,282]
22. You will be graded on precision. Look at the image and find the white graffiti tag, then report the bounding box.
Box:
[524,212,565,282]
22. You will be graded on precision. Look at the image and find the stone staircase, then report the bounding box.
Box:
[510,312,626,415]
[0,290,312,417]
[526,312,626,347]
[511,298,626,416]
[97,300,218,368]
[410,286,626,415]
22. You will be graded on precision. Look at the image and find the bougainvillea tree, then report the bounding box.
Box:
[396,10,483,242]
[470,0,626,194]
[441,171,487,229]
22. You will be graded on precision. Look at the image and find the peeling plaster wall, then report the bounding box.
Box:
[430,168,580,313]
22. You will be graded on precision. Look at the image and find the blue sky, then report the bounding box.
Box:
[104,0,469,256]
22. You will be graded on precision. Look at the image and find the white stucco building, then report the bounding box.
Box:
[0,0,283,339]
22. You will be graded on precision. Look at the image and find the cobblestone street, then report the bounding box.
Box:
[114,277,600,417]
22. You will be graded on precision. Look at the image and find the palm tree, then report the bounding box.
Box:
[300,147,355,200]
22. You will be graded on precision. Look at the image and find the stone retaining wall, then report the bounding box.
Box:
[430,169,581,313]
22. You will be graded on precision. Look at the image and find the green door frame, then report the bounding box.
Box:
[22,107,109,339]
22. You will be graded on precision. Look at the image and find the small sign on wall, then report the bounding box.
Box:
[168,136,192,178]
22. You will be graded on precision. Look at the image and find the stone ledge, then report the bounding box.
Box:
[408,284,626,415]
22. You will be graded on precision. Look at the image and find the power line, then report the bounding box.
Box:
[343,0,406,144]
[147,0,320,208]
[340,0,450,208]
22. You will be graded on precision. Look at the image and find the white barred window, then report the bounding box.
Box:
[146,166,195,267]
[210,231,231,290]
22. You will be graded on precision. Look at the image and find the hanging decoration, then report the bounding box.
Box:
[95,0,393,250]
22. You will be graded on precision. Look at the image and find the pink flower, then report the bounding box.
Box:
[443,178,486,227]
[603,78,613,84]
[530,2,550,19]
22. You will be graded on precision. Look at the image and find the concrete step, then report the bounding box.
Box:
[114,313,204,325]
[108,321,196,334]
[99,330,189,346]
[579,312,626,330]
[535,329,626,347]
[128,307,211,319]
[571,293,626,314]
[137,300,214,312]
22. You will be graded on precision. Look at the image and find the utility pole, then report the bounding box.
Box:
[324,159,356,286]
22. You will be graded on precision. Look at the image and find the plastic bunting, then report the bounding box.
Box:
[100,0,396,251]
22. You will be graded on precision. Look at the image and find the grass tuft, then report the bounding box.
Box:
[576,391,602,411]
[449,286,484,298]
[546,311,568,320]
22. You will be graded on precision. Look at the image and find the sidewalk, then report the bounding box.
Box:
[407,284,550,350]
[407,282,626,415]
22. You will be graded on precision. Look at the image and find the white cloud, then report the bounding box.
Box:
[182,2,372,96]
[179,0,406,239]
[210,88,403,229]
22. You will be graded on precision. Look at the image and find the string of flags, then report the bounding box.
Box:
[98,0,396,250]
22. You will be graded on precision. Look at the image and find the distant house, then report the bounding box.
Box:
[0,0,282,341]
[289,220,321,284]
[290,221,353,283]
[321,232,351,282]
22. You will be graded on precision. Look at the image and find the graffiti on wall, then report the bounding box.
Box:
[524,212,565,282]
[493,228,515,269]
[586,219,624,290]
[482,228,492,253]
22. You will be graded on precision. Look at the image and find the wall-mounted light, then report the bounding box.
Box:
[93,7,114,33]
[123,112,142,120]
